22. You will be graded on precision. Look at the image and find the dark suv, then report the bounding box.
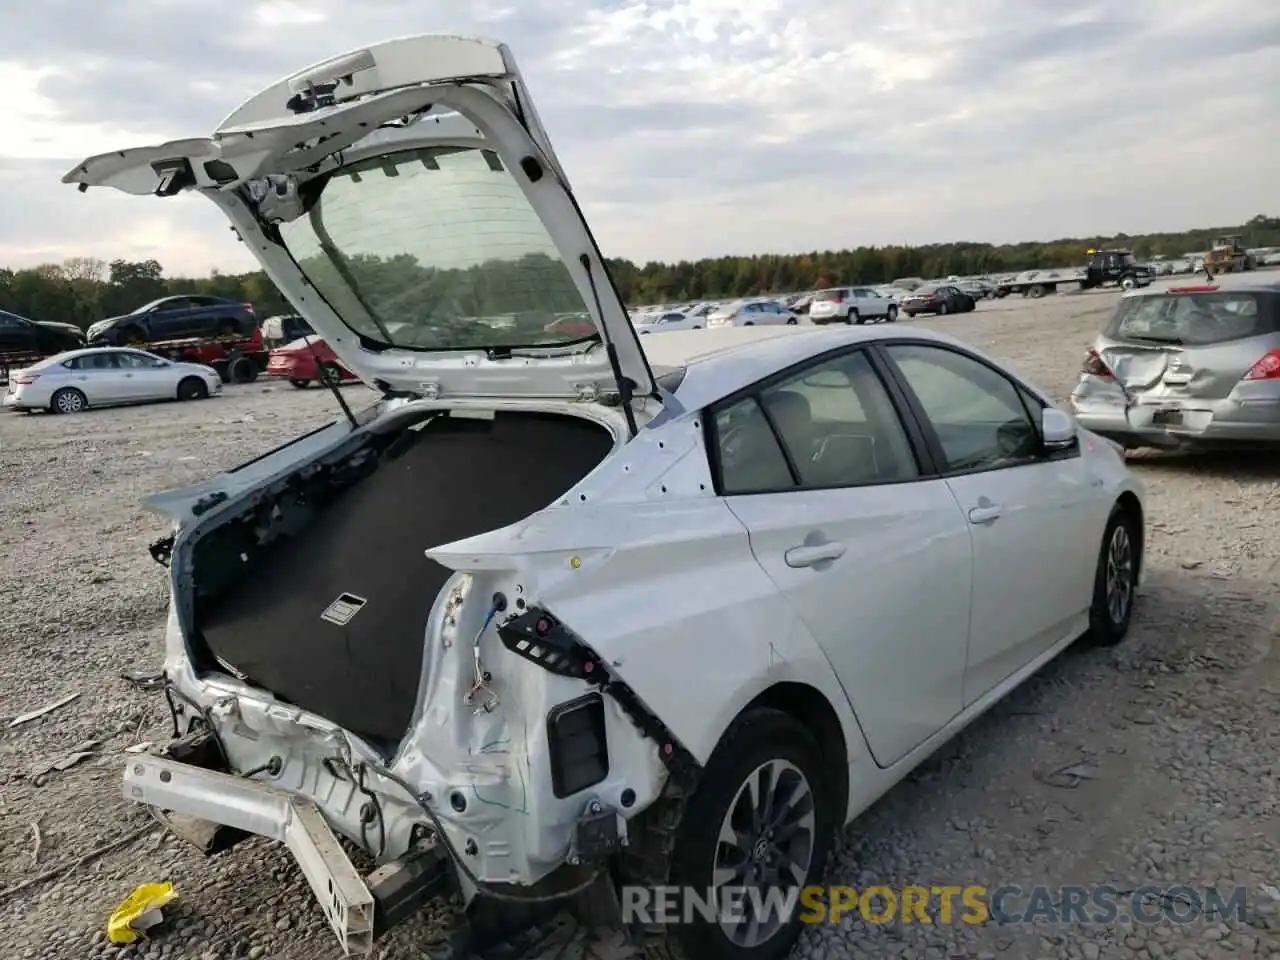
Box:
[86,295,257,345]
[0,309,87,357]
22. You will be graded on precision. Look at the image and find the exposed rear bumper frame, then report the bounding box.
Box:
[125,755,377,954]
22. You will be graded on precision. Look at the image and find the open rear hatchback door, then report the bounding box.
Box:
[63,34,656,407]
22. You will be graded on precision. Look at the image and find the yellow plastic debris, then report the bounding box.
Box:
[107,882,178,944]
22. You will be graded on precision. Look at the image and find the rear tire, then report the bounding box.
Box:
[289,379,311,389]
[228,356,257,384]
[319,362,344,384]
[785,317,797,325]
[850,309,863,325]
[51,387,87,415]
[176,376,209,401]
[885,305,898,322]
[1088,505,1140,646]
[661,709,837,960]
[938,302,949,315]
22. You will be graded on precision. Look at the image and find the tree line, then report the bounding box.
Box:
[2,214,1276,330]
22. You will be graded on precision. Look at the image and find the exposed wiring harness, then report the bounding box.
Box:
[356,762,388,860]
[464,604,501,713]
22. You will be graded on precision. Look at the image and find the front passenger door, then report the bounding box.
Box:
[712,348,973,768]
[880,342,1101,706]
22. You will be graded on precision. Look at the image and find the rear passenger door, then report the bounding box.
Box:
[68,351,130,403]
[878,341,1102,706]
[710,347,974,768]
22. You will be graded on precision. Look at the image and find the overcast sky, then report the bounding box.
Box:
[1,0,1276,277]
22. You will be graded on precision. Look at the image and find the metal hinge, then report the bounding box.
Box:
[574,382,599,402]
[417,382,441,400]
[149,535,175,568]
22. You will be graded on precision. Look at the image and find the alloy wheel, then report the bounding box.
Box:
[712,759,816,948]
[56,390,85,414]
[1106,524,1133,624]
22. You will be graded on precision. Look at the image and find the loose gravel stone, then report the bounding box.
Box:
[1,293,1278,960]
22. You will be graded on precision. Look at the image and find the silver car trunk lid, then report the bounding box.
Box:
[61,35,655,405]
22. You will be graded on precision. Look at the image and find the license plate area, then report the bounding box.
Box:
[1151,408,1183,425]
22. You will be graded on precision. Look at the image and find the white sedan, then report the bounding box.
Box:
[64,33,1146,960]
[3,347,221,414]
[705,298,799,327]
[634,309,704,334]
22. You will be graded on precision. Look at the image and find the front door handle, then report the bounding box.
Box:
[785,542,846,568]
[967,502,1002,524]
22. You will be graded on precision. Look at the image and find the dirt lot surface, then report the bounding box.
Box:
[1,292,1277,960]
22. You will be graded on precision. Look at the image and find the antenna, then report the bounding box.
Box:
[301,334,357,428]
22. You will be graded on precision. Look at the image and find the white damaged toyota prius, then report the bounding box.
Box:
[65,34,1146,960]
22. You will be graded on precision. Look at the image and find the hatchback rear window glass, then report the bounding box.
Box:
[813,289,847,301]
[1105,291,1271,345]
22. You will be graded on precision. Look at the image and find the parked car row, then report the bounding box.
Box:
[630,280,976,333]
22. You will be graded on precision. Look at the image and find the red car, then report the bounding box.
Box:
[542,315,596,337]
[265,337,359,388]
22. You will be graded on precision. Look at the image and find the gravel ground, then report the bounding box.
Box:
[0,293,1277,960]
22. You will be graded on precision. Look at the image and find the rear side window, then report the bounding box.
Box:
[713,397,794,494]
[1106,291,1273,345]
[67,353,119,370]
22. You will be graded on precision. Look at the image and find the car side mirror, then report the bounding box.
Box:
[1041,408,1077,449]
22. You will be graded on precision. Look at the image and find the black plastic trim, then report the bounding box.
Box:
[546,693,608,798]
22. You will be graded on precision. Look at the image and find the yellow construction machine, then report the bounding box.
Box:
[1202,235,1257,274]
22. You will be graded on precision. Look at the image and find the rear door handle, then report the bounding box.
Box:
[967,503,1002,524]
[785,542,846,568]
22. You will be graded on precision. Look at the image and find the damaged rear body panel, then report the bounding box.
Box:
[70,33,867,957]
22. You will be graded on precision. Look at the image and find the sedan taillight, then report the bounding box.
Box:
[13,373,39,385]
[1082,349,1114,379]
[1243,349,1280,381]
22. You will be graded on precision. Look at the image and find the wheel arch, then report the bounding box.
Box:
[738,682,850,819]
[1114,490,1145,583]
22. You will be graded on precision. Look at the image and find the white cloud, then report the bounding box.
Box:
[0,0,1276,276]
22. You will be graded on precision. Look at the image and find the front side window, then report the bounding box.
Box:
[885,344,1039,472]
[278,146,594,351]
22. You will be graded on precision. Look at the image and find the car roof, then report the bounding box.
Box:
[1124,275,1280,298]
[641,324,991,411]
[33,346,158,364]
